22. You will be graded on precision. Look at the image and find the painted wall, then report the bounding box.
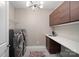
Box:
[9,3,15,29]
[54,22,79,42]
[15,9,52,46]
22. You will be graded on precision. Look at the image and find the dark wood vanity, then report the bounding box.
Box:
[46,36,61,54]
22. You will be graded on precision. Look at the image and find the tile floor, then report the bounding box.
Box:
[24,46,60,57]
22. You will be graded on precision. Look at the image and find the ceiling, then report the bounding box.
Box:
[10,1,63,10]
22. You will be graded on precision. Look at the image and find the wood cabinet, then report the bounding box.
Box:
[50,2,70,25]
[46,36,61,54]
[49,13,53,26]
[49,1,79,26]
[57,1,70,24]
[70,1,79,22]
[52,8,61,25]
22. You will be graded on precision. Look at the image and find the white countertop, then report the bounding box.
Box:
[46,34,79,54]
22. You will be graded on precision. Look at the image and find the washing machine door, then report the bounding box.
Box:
[14,34,24,57]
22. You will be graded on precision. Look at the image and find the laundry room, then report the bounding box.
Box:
[0,0,79,57]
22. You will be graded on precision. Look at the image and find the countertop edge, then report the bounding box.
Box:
[46,34,79,54]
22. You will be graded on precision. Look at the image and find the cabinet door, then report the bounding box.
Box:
[70,1,79,21]
[49,38,61,54]
[49,1,70,26]
[49,13,53,26]
[46,36,61,54]
[57,1,70,24]
[49,3,61,26]
[52,9,61,25]
[49,10,60,25]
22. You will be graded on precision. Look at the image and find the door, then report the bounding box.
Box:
[0,1,9,57]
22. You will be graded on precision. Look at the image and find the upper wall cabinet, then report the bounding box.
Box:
[49,1,79,26]
[70,1,79,22]
[49,2,70,26]
[49,13,53,26]
[57,2,70,24]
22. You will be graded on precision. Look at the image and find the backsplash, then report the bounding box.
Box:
[51,22,79,55]
[54,22,79,42]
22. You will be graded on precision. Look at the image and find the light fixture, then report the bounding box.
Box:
[26,1,44,10]
[32,6,35,10]
[26,1,30,7]
[40,1,44,5]
[39,5,43,8]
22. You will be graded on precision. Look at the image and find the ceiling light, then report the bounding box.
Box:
[39,5,43,8]
[26,1,44,10]
[32,6,35,10]
[40,1,44,5]
[26,1,30,7]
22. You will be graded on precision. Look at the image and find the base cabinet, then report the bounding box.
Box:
[46,36,61,54]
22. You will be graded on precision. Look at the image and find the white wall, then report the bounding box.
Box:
[15,9,52,46]
[54,22,79,42]
[9,3,15,29]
